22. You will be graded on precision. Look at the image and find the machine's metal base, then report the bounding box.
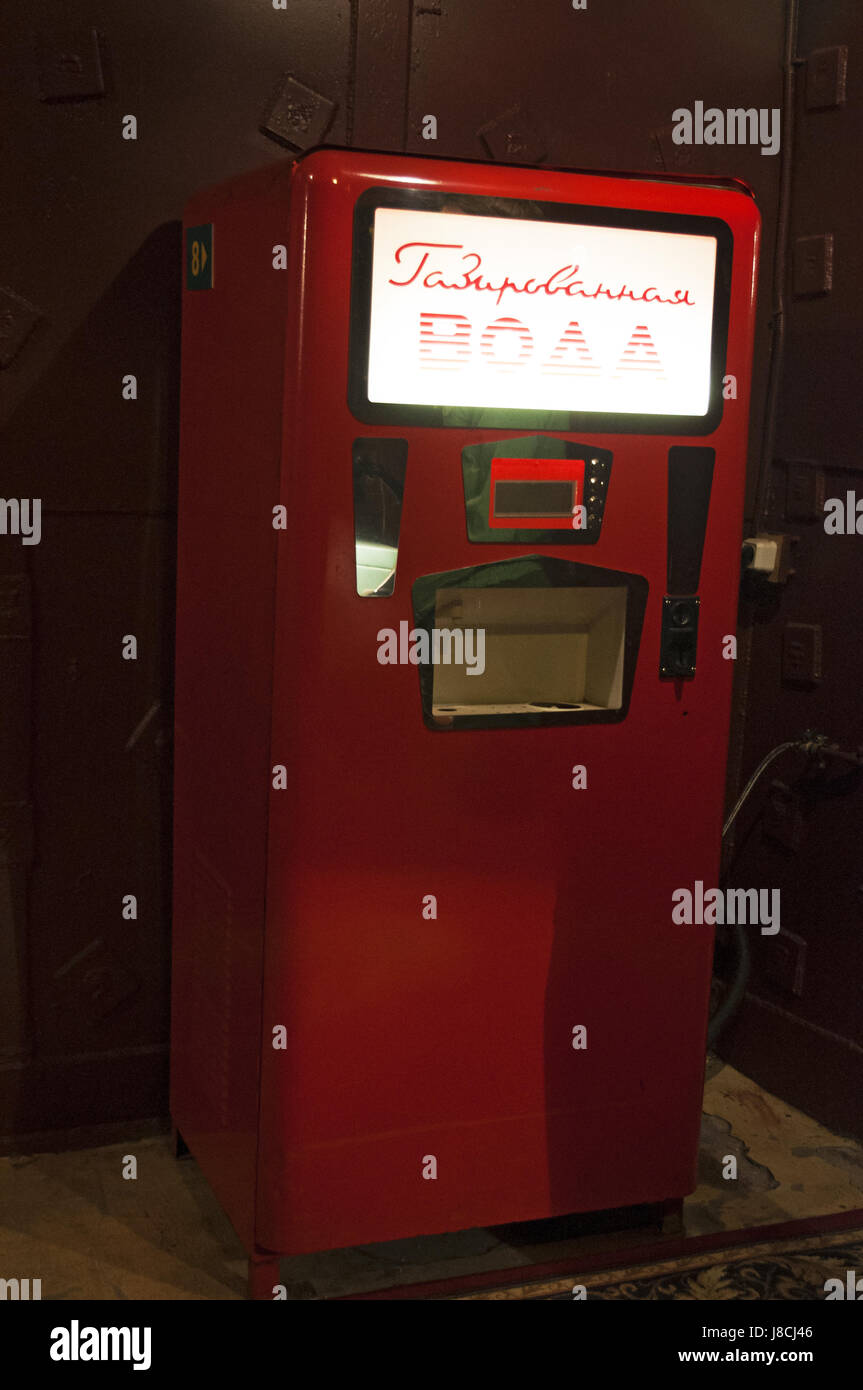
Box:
[248,1252,281,1300]
[659,1197,685,1236]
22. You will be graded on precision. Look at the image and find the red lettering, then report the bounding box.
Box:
[541,321,601,377]
[390,243,695,306]
[612,324,666,380]
[389,242,463,288]
[418,313,472,370]
[416,313,674,384]
[480,317,534,371]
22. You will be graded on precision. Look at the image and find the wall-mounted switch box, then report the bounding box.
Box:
[793,233,834,298]
[806,46,848,111]
[782,622,822,685]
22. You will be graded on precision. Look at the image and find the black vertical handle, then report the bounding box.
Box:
[667,446,715,595]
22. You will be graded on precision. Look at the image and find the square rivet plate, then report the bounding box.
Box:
[260,75,336,150]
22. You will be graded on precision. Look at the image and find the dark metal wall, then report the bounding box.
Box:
[719,0,863,1141]
[0,0,856,1147]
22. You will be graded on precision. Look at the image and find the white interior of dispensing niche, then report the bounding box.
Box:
[431,585,627,716]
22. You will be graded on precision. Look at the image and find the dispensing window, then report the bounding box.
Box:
[432,586,626,716]
[412,556,648,731]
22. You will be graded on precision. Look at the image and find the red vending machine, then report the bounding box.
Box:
[172,148,760,1292]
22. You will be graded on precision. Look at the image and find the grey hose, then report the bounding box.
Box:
[722,741,802,840]
[711,736,818,1048]
[712,735,861,1047]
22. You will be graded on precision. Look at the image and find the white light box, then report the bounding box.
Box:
[366,206,718,416]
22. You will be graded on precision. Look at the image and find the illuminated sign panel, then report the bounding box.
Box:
[366,207,718,416]
[349,190,733,433]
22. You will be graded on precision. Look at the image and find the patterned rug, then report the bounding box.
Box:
[452,1226,863,1300]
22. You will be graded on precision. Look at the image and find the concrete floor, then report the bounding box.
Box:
[1,1058,861,1299]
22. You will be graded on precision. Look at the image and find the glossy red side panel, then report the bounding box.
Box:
[174,150,760,1258]
[171,162,294,1251]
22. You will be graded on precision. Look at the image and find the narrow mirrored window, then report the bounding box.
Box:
[352,438,407,597]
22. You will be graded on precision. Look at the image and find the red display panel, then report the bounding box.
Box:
[488,456,586,530]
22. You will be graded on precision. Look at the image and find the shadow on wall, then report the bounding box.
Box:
[0,221,181,1143]
[1,221,182,511]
